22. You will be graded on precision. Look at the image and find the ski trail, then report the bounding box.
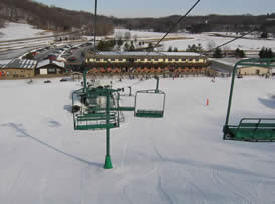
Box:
[211,168,255,204]
[79,166,88,204]
[122,185,134,204]
[120,139,129,169]
[157,175,174,204]
[152,139,176,204]
[39,178,47,204]
[6,165,27,204]
[188,181,208,204]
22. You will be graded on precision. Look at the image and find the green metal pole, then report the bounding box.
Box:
[225,63,238,126]
[128,86,132,96]
[156,77,159,93]
[93,0,97,52]
[83,70,87,93]
[104,89,113,169]
[117,93,120,127]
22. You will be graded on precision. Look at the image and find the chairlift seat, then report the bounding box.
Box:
[74,123,118,130]
[224,118,275,142]
[135,110,164,118]
[134,89,166,118]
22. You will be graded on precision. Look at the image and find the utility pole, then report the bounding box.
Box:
[93,0,97,52]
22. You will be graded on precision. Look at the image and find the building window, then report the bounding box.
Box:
[129,58,134,63]
[48,68,56,73]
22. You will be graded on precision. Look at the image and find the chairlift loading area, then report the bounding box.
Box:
[223,58,275,142]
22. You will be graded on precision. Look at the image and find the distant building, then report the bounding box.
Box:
[36,60,66,75]
[0,59,37,79]
[238,66,271,76]
[85,51,210,74]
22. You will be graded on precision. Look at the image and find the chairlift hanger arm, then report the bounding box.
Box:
[232,58,275,74]
[225,58,275,126]
[224,58,275,142]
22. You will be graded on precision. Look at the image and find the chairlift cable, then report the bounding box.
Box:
[149,0,201,54]
[94,0,98,52]
[207,29,257,53]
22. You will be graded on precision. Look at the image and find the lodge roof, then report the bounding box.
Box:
[3,59,37,69]
[37,59,65,69]
[88,51,203,57]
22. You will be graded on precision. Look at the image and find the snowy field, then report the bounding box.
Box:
[114,28,164,39]
[0,22,51,41]
[160,32,275,51]
[0,76,275,203]
[0,22,54,62]
[114,29,275,51]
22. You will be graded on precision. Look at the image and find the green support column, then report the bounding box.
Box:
[155,77,159,93]
[128,86,132,96]
[93,0,97,52]
[104,89,113,169]
[83,70,87,93]
[224,63,238,126]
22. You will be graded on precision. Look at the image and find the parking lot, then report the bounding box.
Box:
[33,42,93,65]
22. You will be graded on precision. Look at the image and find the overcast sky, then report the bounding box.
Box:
[35,0,275,18]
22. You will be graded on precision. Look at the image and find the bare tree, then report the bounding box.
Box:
[124,31,131,40]
[207,40,216,51]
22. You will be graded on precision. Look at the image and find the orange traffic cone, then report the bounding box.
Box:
[206,98,209,106]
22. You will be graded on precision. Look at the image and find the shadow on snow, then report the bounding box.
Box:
[0,122,102,168]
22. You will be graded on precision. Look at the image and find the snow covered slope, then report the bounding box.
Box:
[0,77,275,203]
[114,28,275,51]
[161,33,275,51]
[0,22,51,41]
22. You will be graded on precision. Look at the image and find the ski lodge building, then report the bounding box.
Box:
[0,59,37,79]
[85,52,210,74]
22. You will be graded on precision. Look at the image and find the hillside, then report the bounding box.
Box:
[1,0,275,36]
[116,14,275,33]
[0,0,113,35]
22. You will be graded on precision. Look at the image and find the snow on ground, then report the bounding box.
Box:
[114,28,164,40]
[161,32,275,51]
[0,22,52,41]
[0,59,12,65]
[0,76,275,203]
[114,29,275,51]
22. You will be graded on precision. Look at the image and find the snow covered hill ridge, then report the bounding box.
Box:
[0,22,52,41]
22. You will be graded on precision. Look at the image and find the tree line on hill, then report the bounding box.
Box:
[0,0,113,35]
[212,47,274,59]
[0,0,275,39]
[116,14,275,34]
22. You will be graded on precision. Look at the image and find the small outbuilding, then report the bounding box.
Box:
[36,60,66,75]
[238,66,272,76]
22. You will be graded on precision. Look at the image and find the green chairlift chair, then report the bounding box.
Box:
[134,77,166,118]
[223,58,275,142]
[72,86,121,130]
